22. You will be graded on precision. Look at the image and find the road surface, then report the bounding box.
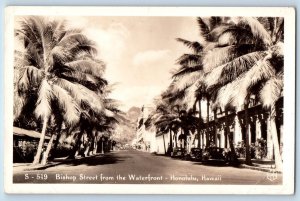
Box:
[13,149,282,184]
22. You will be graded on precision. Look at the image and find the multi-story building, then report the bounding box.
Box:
[135,104,156,153]
[153,97,283,160]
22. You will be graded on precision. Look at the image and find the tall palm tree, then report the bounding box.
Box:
[204,17,284,169]
[148,95,184,155]
[14,16,106,165]
[171,17,238,153]
[66,85,121,159]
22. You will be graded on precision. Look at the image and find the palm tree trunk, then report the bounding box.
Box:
[169,129,173,153]
[41,134,55,165]
[206,97,210,147]
[224,111,228,148]
[162,133,167,155]
[244,102,252,165]
[68,128,84,159]
[270,105,283,171]
[198,99,202,148]
[225,111,238,163]
[32,116,48,165]
[49,122,62,160]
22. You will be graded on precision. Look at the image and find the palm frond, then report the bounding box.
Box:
[241,58,275,89]
[235,17,272,46]
[203,46,235,72]
[181,81,198,110]
[217,27,259,47]
[205,51,266,87]
[171,71,203,92]
[14,91,27,120]
[197,17,210,40]
[55,78,103,114]
[60,70,107,91]
[52,84,81,126]
[260,73,283,108]
[17,17,45,49]
[57,32,97,55]
[203,44,258,72]
[17,65,45,93]
[172,63,202,78]
[104,98,121,112]
[207,24,232,42]
[65,59,105,78]
[212,77,244,110]
[34,79,53,119]
[175,53,202,67]
[209,17,222,30]
[176,38,203,53]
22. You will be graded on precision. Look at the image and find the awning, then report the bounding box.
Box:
[13,127,51,140]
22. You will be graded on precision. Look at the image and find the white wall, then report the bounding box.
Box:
[155,134,169,155]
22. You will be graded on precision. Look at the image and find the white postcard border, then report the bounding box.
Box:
[4,6,295,194]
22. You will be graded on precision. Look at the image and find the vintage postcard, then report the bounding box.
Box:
[4,6,295,194]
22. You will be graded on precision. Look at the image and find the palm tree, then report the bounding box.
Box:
[171,17,238,154]
[14,16,106,165]
[67,90,121,159]
[204,17,284,169]
[148,96,182,155]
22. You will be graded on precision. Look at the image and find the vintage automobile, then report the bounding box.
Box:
[190,148,202,161]
[170,147,186,158]
[202,147,227,162]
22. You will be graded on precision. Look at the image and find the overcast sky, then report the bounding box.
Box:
[67,16,200,111]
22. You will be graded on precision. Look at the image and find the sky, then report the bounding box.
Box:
[65,16,200,111]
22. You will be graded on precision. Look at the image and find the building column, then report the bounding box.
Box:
[249,117,253,144]
[280,124,283,156]
[203,131,206,148]
[266,113,274,160]
[256,115,262,139]
[234,115,242,145]
[220,127,225,148]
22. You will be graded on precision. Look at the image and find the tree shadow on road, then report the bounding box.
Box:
[192,160,240,168]
[35,153,132,170]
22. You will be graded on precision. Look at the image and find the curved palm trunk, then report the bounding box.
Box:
[33,116,48,165]
[270,105,283,171]
[68,127,84,159]
[41,134,55,165]
[49,123,62,160]
[244,102,252,165]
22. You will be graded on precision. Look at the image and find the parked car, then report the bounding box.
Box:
[171,147,186,158]
[190,148,202,161]
[202,147,227,162]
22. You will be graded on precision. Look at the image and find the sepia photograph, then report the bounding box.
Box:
[4,6,295,194]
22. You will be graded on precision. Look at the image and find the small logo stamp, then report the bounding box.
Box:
[267,166,278,182]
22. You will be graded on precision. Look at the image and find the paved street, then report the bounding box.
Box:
[13,150,282,184]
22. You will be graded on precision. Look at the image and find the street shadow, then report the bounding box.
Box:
[193,160,241,168]
[35,153,131,170]
[193,161,228,167]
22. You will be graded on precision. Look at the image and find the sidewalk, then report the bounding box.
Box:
[238,158,282,173]
[13,153,104,172]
